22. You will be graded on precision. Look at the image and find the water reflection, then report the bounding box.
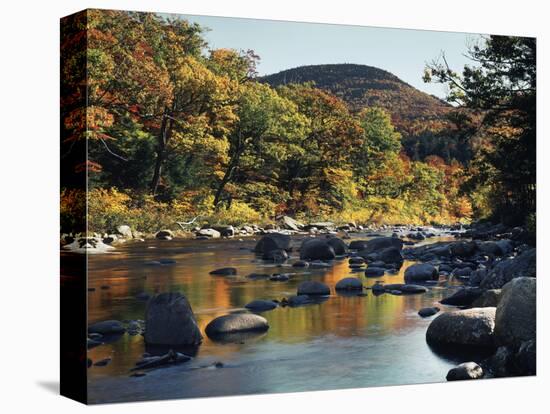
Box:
[83,235,461,401]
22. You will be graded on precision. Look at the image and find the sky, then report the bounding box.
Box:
[165,13,483,99]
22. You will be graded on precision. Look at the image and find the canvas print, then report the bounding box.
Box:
[60,9,536,404]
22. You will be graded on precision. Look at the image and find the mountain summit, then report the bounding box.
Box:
[260,63,451,132]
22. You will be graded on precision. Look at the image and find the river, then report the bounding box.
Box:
[82,232,464,404]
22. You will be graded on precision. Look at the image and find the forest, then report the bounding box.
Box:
[60,10,536,235]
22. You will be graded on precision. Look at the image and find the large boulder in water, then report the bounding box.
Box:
[254,233,291,254]
[404,263,438,283]
[299,239,336,261]
[205,313,269,337]
[277,215,303,231]
[326,237,348,255]
[494,277,536,348]
[480,249,536,289]
[297,280,330,296]
[426,307,496,348]
[144,292,203,346]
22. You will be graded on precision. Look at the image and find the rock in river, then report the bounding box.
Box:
[209,267,237,276]
[364,267,385,277]
[446,362,484,381]
[335,277,363,291]
[88,320,126,335]
[352,237,403,254]
[144,292,203,346]
[327,237,348,255]
[440,288,483,307]
[254,233,291,254]
[300,238,336,261]
[297,280,331,296]
[494,277,536,348]
[404,263,438,283]
[244,299,278,312]
[480,249,536,289]
[205,313,269,338]
[426,307,496,348]
[418,307,440,317]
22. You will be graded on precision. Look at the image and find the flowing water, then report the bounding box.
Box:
[81,233,463,404]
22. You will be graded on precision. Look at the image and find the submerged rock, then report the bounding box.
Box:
[144,292,202,346]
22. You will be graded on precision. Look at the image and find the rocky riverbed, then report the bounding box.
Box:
[74,221,536,403]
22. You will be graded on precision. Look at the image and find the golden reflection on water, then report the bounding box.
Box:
[86,237,446,378]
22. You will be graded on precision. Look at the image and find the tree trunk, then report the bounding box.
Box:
[150,113,173,196]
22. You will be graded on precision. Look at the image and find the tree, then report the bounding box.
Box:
[424,35,536,224]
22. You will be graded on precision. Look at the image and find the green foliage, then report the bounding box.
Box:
[425,35,536,225]
[61,10,477,234]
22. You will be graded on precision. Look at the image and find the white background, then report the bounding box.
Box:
[0,0,546,412]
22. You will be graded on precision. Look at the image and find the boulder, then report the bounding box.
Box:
[450,241,478,257]
[300,239,336,261]
[212,226,234,237]
[426,307,496,348]
[349,257,365,265]
[269,273,290,282]
[440,288,484,307]
[516,339,536,376]
[477,240,514,256]
[244,300,278,312]
[335,277,363,291]
[481,249,536,289]
[209,267,237,276]
[297,280,330,296]
[262,249,289,262]
[364,267,385,277]
[446,362,484,381]
[116,225,133,238]
[292,260,309,268]
[374,246,403,265]
[494,277,536,347]
[404,263,438,283]
[198,228,221,238]
[278,215,303,231]
[356,237,403,255]
[205,313,269,337]
[88,320,126,335]
[326,237,348,255]
[398,284,428,294]
[155,230,174,240]
[418,307,440,317]
[144,292,203,346]
[471,289,502,308]
[254,233,291,254]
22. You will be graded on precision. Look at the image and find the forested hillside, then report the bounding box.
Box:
[60,10,534,235]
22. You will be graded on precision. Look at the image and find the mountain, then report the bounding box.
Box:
[260,63,452,138]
